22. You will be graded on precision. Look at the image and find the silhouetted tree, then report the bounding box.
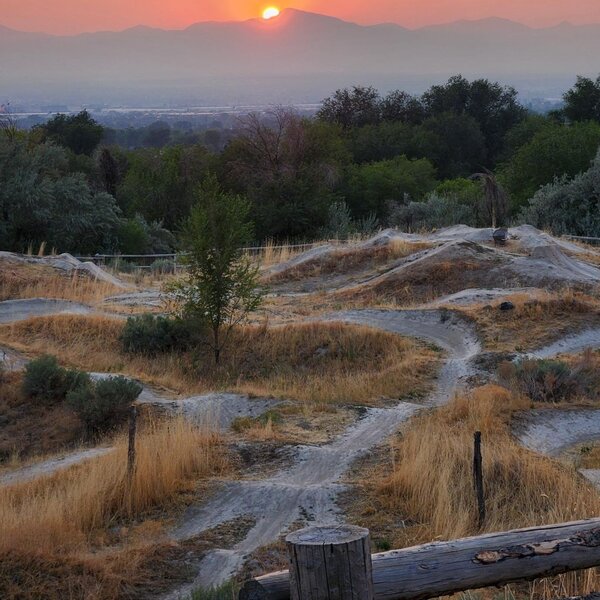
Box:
[562,75,600,123]
[318,86,381,128]
[35,110,104,156]
[97,147,120,197]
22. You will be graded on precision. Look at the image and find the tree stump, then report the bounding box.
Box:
[286,525,374,600]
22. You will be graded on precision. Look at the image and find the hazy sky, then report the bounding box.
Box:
[2,0,599,34]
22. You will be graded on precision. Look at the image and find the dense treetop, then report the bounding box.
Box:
[2,73,600,254]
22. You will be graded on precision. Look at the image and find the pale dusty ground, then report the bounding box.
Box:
[4,226,600,594]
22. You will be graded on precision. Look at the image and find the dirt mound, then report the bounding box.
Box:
[0,252,128,289]
[336,232,600,304]
[426,287,539,308]
[428,225,495,244]
[340,240,509,303]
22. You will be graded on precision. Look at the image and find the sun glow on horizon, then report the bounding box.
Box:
[262,6,281,20]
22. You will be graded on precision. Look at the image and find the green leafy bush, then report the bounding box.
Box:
[22,355,87,403]
[66,376,142,432]
[120,314,193,356]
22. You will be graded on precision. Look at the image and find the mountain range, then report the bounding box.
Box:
[2,9,599,106]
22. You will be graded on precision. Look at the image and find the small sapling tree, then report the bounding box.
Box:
[168,176,263,364]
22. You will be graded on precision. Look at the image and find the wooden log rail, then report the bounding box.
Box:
[240,519,600,599]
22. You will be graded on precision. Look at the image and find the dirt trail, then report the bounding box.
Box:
[0,298,98,323]
[516,409,600,457]
[528,327,600,359]
[164,310,481,594]
[0,447,113,487]
[515,331,600,488]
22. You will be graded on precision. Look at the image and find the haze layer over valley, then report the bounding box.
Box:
[2,9,600,106]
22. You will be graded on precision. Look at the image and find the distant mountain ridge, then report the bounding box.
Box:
[2,9,599,106]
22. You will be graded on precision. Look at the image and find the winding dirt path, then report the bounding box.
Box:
[515,332,600,489]
[164,310,481,594]
[6,292,600,592]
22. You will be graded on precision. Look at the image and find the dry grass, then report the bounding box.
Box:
[0,316,439,406]
[347,385,600,598]
[0,418,228,599]
[0,263,121,305]
[339,258,499,307]
[267,240,431,282]
[253,239,320,268]
[0,417,227,554]
[463,290,600,352]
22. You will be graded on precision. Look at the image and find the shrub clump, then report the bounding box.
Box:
[67,376,142,432]
[22,355,87,403]
[498,358,593,403]
[120,314,193,356]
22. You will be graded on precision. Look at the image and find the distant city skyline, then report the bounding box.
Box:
[1,0,599,35]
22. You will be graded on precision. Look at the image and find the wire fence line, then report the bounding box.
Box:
[564,235,600,245]
[74,240,344,270]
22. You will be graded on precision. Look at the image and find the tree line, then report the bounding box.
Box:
[2,74,600,254]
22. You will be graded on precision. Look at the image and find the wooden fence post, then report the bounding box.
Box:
[286,525,373,600]
[473,431,485,528]
[127,405,137,482]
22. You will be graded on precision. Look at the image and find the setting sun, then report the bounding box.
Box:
[262,6,280,20]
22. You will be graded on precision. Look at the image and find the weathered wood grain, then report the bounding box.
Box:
[239,519,600,600]
[286,526,373,600]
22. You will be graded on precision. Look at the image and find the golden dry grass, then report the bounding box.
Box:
[462,290,600,352]
[338,258,495,307]
[254,239,319,268]
[0,417,228,555]
[348,385,600,598]
[267,239,431,283]
[0,263,121,305]
[0,316,439,406]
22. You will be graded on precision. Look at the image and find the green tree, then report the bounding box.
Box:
[422,75,526,163]
[341,155,437,219]
[499,121,600,209]
[562,75,600,123]
[317,86,381,128]
[519,149,600,236]
[169,178,263,363]
[0,133,120,253]
[379,90,425,125]
[413,112,487,178]
[218,109,347,239]
[118,145,210,229]
[35,110,104,156]
[347,121,414,164]
[435,178,486,226]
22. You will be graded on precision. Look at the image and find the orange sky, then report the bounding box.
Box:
[2,0,599,34]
